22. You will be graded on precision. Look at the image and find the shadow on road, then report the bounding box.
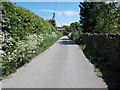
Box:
[60,38,70,40]
[58,39,76,45]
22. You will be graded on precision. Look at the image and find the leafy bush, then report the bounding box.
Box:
[68,32,73,39]
[0,2,62,79]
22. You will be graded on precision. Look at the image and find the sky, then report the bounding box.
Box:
[13,2,83,26]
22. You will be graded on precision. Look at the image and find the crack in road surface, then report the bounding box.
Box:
[2,36,107,88]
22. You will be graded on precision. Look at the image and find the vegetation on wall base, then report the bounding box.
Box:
[79,37,120,88]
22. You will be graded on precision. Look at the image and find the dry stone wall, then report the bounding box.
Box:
[79,34,120,68]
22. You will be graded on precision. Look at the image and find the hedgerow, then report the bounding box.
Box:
[0,2,62,79]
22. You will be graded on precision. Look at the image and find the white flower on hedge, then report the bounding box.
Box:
[0,31,5,42]
[32,51,35,53]
[37,34,44,42]
[51,32,57,37]
[7,55,13,62]
[27,34,38,49]
[2,31,58,67]
[8,37,13,41]
[15,34,44,52]
[9,43,14,46]
[8,52,11,55]
[0,50,5,56]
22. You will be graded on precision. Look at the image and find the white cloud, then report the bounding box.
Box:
[56,19,70,27]
[63,11,79,16]
[34,9,79,16]
[57,22,70,27]
[62,23,70,26]
[56,20,78,27]
[34,9,79,26]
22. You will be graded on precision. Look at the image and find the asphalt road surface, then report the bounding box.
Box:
[2,36,107,88]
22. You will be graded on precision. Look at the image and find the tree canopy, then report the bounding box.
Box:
[47,19,56,28]
[79,2,120,33]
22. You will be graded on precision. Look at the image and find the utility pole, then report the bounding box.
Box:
[61,23,63,27]
[52,12,55,20]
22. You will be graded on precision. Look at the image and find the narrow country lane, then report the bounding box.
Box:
[2,36,107,88]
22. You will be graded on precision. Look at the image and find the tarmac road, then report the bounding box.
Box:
[2,36,107,88]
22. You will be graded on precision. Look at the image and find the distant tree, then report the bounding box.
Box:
[48,19,56,27]
[58,25,70,36]
[62,25,70,31]
[79,2,99,33]
[69,22,81,32]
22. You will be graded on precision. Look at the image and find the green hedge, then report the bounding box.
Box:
[0,2,62,79]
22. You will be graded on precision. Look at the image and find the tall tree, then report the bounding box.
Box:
[79,2,98,33]
[69,22,81,33]
[47,13,56,27]
[48,19,56,27]
[79,2,120,33]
